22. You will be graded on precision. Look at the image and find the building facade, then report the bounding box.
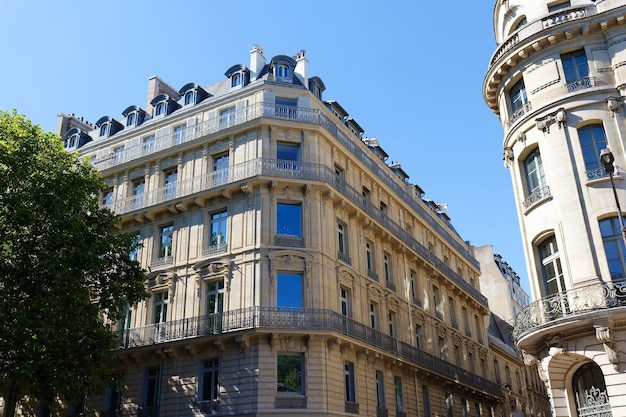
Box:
[483,1,626,416]
[36,46,503,416]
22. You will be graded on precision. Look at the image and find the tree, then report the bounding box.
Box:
[0,110,147,414]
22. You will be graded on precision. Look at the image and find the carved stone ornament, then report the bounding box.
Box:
[594,324,619,370]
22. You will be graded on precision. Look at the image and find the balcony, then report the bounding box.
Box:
[274,234,305,247]
[117,306,501,397]
[338,251,352,265]
[506,102,532,129]
[514,281,626,340]
[202,243,227,258]
[567,76,598,93]
[522,185,551,210]
[345,401,359,414]
[91,99,478,274]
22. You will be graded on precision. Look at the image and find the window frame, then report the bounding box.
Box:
[277,353,305,395]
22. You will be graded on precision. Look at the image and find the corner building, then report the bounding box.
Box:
[484,1,626,416]
[58,46,501,416]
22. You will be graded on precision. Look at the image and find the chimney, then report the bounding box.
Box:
[146,76,180,114]
[294,49,308,88]
[250,44,266,80]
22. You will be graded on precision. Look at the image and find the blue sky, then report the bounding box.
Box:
[0,1,529,294]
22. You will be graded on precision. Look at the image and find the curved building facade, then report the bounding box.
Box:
[484,1,626,416]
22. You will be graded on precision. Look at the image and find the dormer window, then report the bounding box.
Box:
[122,105,147,128]
[178,83,209,107]
[63,127,92,150]
[99,123,109,137]
[309,76,326,101]
[224,65,250,90]
[95,116,124,138]
[126,112,136,127]
[155,102,165,117]
[277,65,290,78]
[270,55,297,83]
[66,134,78,149]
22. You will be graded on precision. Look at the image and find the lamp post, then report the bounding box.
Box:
[600,148,626,247]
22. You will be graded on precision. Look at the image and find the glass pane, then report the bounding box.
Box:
[277,203,302,236]
[277,354,303,393]
[277,144,300,161]
[277,273,302,307]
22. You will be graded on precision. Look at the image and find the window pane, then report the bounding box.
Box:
[277,143,300,161]
[277,203,302,236]
[277,273,302,307]
[277,354,303,393]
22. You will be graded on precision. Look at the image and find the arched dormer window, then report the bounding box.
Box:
[178,83,209,107]
[270,55,297,83]
[308,76,326,100]
[224,64,250,89]
[122,105,147,128]
[63,127,92,150]
[95,116,124,139]
[150,94,181,117]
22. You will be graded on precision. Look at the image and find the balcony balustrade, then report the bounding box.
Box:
[202,242,227,258]
[337,251,352,265]
[345,401,360,414]
[506,102,532,128]
[586,166,609,181]
[514,280,626,340]
[117,306,501,397]
[567,76,598,93]
[522,185,551,209]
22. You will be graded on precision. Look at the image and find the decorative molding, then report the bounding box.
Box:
[536,108,566,133]
[594,323,619,370]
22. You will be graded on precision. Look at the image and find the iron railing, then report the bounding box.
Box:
[567,76,598,93]
[522,185,551,209]
[90,99,479,273]
[118,307,501,397]
[514,281,626,340]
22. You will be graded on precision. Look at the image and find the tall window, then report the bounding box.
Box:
[462,398,469,417]
[184,90,195,106]
[158,224,174,259]
[103,386,123,416]
[365,241,374,274]
[344,362,356,403]
[206,280,224,314]
[494,359,501,384]
[523,148,547,203]
[579,125,608,176]
[277,353,304,394]
[538,236,566,297]
[446,393,454,417]
[449,297,457,328]
[561,49,589,83]
[388,311,396,337]
[142,135,155,154]
[433,286,442,319]
[154,102,165,117]
[383,253,392,286]
[277,202,302,236]
[410,270,419,305]
[509,78,528,114]
[200,359,220,412]
[142,366,162,413]
[277,142,300,170]
[600,217,626,282]
[340,287,352,317]
[422,386,431,417]
[394,377,404,413]
[415,324,423,349]
[463,306,471,337]
[375,371,385,409]
[369,302,377,329]
[212,152,229,184]
[102,187,114,207]
[153,291,168,324]
[173,124,186,144]
[573,362,611,417]
[276,65,290,78]
[209,210,228,248]
[219,107,236,128]
[132,179,145,208]
[164,169,178,198]
[277,273,303,308]
[337,221,348,256]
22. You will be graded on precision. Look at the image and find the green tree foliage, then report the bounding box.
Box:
[0,110,148,411]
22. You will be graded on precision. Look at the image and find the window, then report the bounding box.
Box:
[206,280,224,314]
[200,359,220,412]
[516,371,522,394]
[219,107,236,128]
[509,78,528,114]
[164,169,178,198]
[99,123,109,137]
[277,353,304,394]
[65,133,78,149]
[539,235,565,297]
[143,135,155,154]
[114,146,124,163]
[334,164,345,179]
[383,252,392,286]
[158,224,174,259]
[174,124,186,144]
[579,124,608,176]
[449,297,457,328]
[231,73,242,87]
[132,179,145,208]
[394,376,404,412]
[362,186,370,201]
[126,112,136,127]
[410,270,420,305]
[572,362,610,417]
[212,152,229,185]
[366,241,374,273]
[512,16,527,32]
[277,273,303,308]
[462,398,469,417]
[494,359,501,384]
[548,1,571,12]
[438,336,446,359]
[103,386,123,415]
[209,210,228,248]
[129,232,140,262]
[275,97,297,119]
[388,311,396,337]
[446,393,454,417]
[433,286,442,319]
[422,386,431,417]
[463,306,471,337]
[184,90,195,106]
[141,366,162,414]
[561,49,589,84]
[415,324,423,349]
[340,287,352,317]
[154,102,165,117]
[102,187,114,206]
[344,362,356,403]
[369,302,377,329]
[276,64,290,78]
[337,221,348,256]
[277,202,302,236]
[523,148,547,204]
[277,142,300,167]
[474,315,483,342]
[153,291,168,324]
[375,371,385,409]
[600,217,626,282]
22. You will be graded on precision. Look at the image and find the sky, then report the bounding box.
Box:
[0,1,530,295]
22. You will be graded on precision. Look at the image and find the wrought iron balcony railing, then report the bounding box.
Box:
[514,281,626,340]
[586,166,609,181]
[567,76,598,93]
[90,98,478,272]
[118,307,501,397]
[506,102,532,128]
[522,185,551,210]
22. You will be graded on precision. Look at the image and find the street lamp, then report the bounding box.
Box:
[600,148,626,247]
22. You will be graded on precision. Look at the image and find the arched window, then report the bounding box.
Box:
[579,124,607,179]
[599,216,626,283]
[538,235,566,297]
[99,123,109,137]
[522,148,549,208]
[154,102,165,117]
[126,112,136,127]
[573,362,611,417]
[184,90,195,106]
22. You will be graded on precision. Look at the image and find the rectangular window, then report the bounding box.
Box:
[394,376,404,412]
[370,302,377,329]
[388,311,396,337]
[415,324,422,349]
[275,97,298,119]
[494,360,501,384]
[548,1,571,12]
[142,135,155,154]
[212,152,229,185]
[277,202,302,236]
[422,385,431,417]
[561,49,589,84]
[102,187,114,207]
[446,393,454,417]
[524,148,546,200]
[277,142,301,170]
[209,210,228,248]
[132,179,145,208]
[344,361,356,403]
[463,306,471,337]
[375,371,385,408]
[103,386,123,415]
[206,280,224,314]
[164,168,178,198]
[142,366,162,413]
[410,270,419,305]
[340,287,352,317]
[462,398,469,417]
[433,286,442,319]
[509,78,528,114]
[153,291,168,324]
[579,124,607,175]
[277,353,304,394]
[438,336,446,359]
[383,252,392,286]
[200,359,220,412]
[277,273,303,308]
[158,224,174,259]
[219,107,236,129]
[114,146,125,163]
[475,315,483,343]
[337,221,348,256]
[173,124,186,144]
[362,186,370,201]
[449,297,457,328]
[129,231,140,262]
[365,241,375,279]
[379,201,387,213]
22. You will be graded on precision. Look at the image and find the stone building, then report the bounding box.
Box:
[41,46,502,416]
[483,1,626,416]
